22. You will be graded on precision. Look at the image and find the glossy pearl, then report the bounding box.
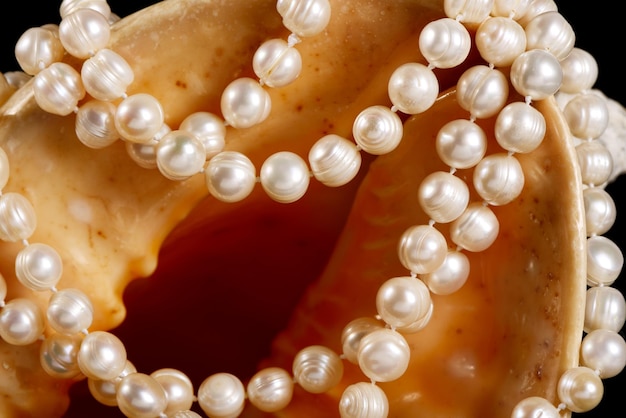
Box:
[450,203,499,252]
[33,62,85,116]
[563,93,609,140]
[352,105,404,154]
[418,171,469,223]
[292,345,343,393]
[81,48,134,101]
[59,8,111,59]
[560,47,599,94]
[339,382,389,418]
[475,16,526,67]
[494,101,546,154]
[308,134,361,187]
[15,243,63,292]
[397,224,447,274]
[220,77,271,129]
[253,38,302,88]
[276,0,332,38]
[444,0,492,23]
[473,153,525,206]
[180,112,226,159]
[525,11,575,60]
[47,288,94,335]
[584,285,626,333]
[583,187,616,236]
[387,63,439,115]
[511,396,560,418]
[75,100,119,149]
[557,366,604,413]
[576,141,613,187]
[421,250,470,295]
[0,298,45,345]
[39,332,83,379]
[586,235,623,287]
[0,192,37,242]
[115,93,165,144]
[510,49,562,100]
[77,330,127,380]
[246,367,294,412]
[205,151,257,203]
[14,26,65,75]
[60,0,112,19]
[340,317,384,364]
[88,360,137,406]
[376,276,431,329]
[116,372,167,418]
[260,151,310,203]
[357,328,410,382]
[436,119,487,169]
[419,18,471,68]
[517,0,557,26]
[395,300,433,333]
[580,329,626,379]
[156,130,206,181]
[197,373,246,418]
[126,124,170,170]
[456,65,508,118]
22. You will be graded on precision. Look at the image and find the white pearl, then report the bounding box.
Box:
[221,77,271,129]
[581,329,626,379]
[88,360,137,406]
[397,224,447,274]
[340,317,384,364]
[517,0,557,27]
[276,0,332,38]
[475,17,527,67]
[180,112,226,159]
[563,93,609,140]
[444,0,493,23]
[584,285,626,333]
[253,38,302,88]
[352,105,404,154]
[583,187,616,236]
[260,151,310,203]
[0,298,45,345]
[117,372,168,418]
[126,124,170,170]
[339,382,389,418]
[156,130,206,181]
[395,300,433,333]
[586,236,623,287]
[436,119,487,169]
[576,141,613,187]
[376,276,431,329]
[15,243,63,292]
[59,8,111,59]
[75,100,119,149]
[14,26,65,75]
[357,328,410,382]
[0,147,9,190]
[81,48,134,101]
[308,134,361,187]
[197,373,246,418]
[450,203,499,252]
[421,250,470,295]
[525,11,575,60]
[0,192,37,242]
[419,18,471,68]
[40,332,83,379]
[473,153,525,206]
[511,396,560,418]
[292,345,343,393]
[47,288,94,335]
[418,171,469,223]
[510,49,562,100]
[557,366,604,413]
[205,151,257,203]
[115,93,165,144]
[560,48,599,94]
[77,330,127,380]
[494,101,546,154]
[33,62,85,116]
[246,367,294,413]
[387,63,439,115]
[60,0,112,20]
[456,65,508,119]
[491,0,532,19]
[152,369,196,415]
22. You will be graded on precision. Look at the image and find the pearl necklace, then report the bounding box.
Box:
[0,0,624,417]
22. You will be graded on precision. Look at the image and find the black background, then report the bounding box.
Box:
[0,1,623,417]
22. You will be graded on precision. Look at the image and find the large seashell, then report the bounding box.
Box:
[0,1,624,417]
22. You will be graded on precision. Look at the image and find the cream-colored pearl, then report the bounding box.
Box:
[75,100,119,149]
[220,77,271,129]
[40,332,83,379]
[47,288,94,335]
[581,329,626,379]
[444,0,492,23]
[15,243,63,292]
[339,382,389,418]
[260,151,310,203]
[494,101,546,154]
[33,62,85,116]
[276,0,332,38]
[376,276,431,329]
[387,63,439,115]
[395,300,433,333]
[397,224,447,274]
[576,140,613,187]
[60,0,112,20]
[341,317,384,364]
[156,130,206,181]
[292,345,343,393]
[511,396,560,418]
[126,124,170,170]
[421,250,470,295]
[59,8,111,59]
[586,236,623,287]
[309,134,361,187]
[418,171,469,223]
[88,360,137,406]
[457,65,509,119]
[197,373,246,418]
[491,0,532,19]
[450,203,499,252]
[583,187,616,236]
[357,328,410,382]
[436,119,487,169]
[77,330,127,380]
[517,0,557,27]
[557,366,604,413]
[352,105,404,155]
[560,47,599,94]
[525,11,575,60]
[563,92,609,140]
[473,153,525,206]
[584,285,626,333]
[0,298,45,345]
[475,16,526,67]
[419,18,471,68]
[253,38,302,88]
[205,151,257,203]
[81,48,134,101]
[117,372,168,418]
[14,26,65,75]
[115,93,165,144]
[510,49,562,100]
[0,192,37,242]
[247,367,294,413]
[180,112,226,160]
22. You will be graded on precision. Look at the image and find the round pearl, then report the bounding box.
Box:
[395,300,433,333]
[308,134,362,187]
[0,192,37,242]
[436,119,487,169]
[576,141,613,187]
[292,345,344,393]
[156,130,206,181]
[560,47,599,94]
[444,0,492,23]
[352,105,404,155]
[418,171,469,223]
[387,63,439,115]
[180,112,226,160]
[557,366,604,413]
[117,372,168,418]
[260,151,310,203]
[563,93,609,140]
[517,0,558,27]
[59,8,111,59]
[276,0,332,38]
[511,396,560,418]
[88,360,137,406]
[33,62,85,116]
[81,48,134,101]
[357,328,410,382]
[15,243,63,292]
[419,18,471,68]
[475,16,527,67]
[397,224,447,274]
[77,330,127,380]
[473,153,525,206]
[60,0,112,20]
[376,276,431,329]
[246,367,294,413]
[341,317,384,364]
[205,151,257,203]
[14,26,65,75]
[339,382,389,418]
[586,235,623,287]
[220,77,271,129]
[581,329,626,379]
[494,101,546,154]
[456,65,509,119]
[510,49,562,100]
[450,203,500,252]
[75,100,119,149]
[40,332,83,379]
[197,373,246,418]
[583,187,616,236]
[115,93,165,144]
[491,0,532,19]
[525,11,575,60]
[253,38,302,88]
[584,285,626,333]
[0,147,9,190]
[126,124,170,170]
[421,250,470,295]
[47,288,94,335]
[0,298,45,345]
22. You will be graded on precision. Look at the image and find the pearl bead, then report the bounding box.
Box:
[88,360,137,406]
[583,187,616,236]
[60,0,112,20]
[15,243,63,292]
[444,0,492,23]
[560,48,599,94]
[260,151,310,203]
[14,26,65,75]
[246,367,294,413]
[494,101,546,154]
[39,332,83,379]
[510,49,562,100]
[475,17,527,67]
[387,63,439,115]
[59,8,111,59]
[339,382,389,418]
[357,328,410,382]
[0,147,9,190]
[376,276,431,329]
[563,93,609,140]
[557,366,604,413]
[75,100,119,149]
[473,153,525,206]
[456,66,509,119]
[0,298,45,345]
[395,300,433,333]
[418,171,469,223]
[525,11,575,60]
[77,330,127,380]
[292,345,344,393]
[352,105,404,154]
[436,119,487,169]
[421,250,470,295]
[220,77,271,129]
[340,317,384,364]
[81,48,134,101]
[180,112,226,160]
[397,224,447,274]
[115,93,165,144]
[308,134,362,187]
[205,151,257,203]
[586,236,623,287]
[0,192,37,242]
[47,288,94,335]
[584,285,626,333]
[450,203,500,252]
[33,62,85,116]
[276,0,332,38]
[511,396,560,418]
[156,130,206,181]
[581,329,626,379]
[126,124,170,170]
[491,0,532,19]
[197,373,246,418]
[117,372,168,418]
[517,0,557,27]
[576,141,613,187]
[253,38,302,88]
[419,18,471,69]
